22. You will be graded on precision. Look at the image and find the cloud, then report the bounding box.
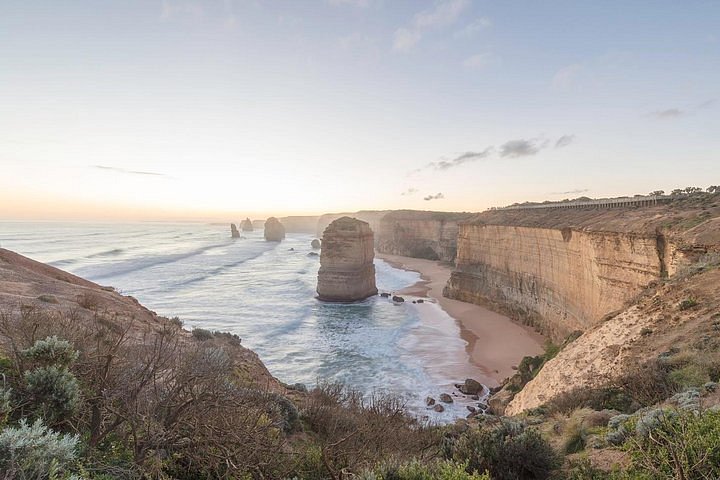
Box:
[393,0,470,52]
[697,99,716,109]
[160,0,203,21]
[462,53,492,69]
[649,108,684,119]
[393,28,422,51]
[555,135,575,149]
[454,17,491,38]
[552,64,583,88]
[400,188,419,196]
[429,147,494,170]
[499,139,545,158]
[551,188,589,195]
[424,193,445,201]
[93,165,168,177]
[327,0,371,6]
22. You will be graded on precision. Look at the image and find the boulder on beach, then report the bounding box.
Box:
[311,238,321,249]
[380,292,391,298]
[264,217,286,242]
[316,217,377,302]
[392,295,405,303]
[241,217,253,232]
[425,396,435,406]
[433,404,445,413]
[459,378,483,396]
[231,223,240,238]
[439,393,453,403]
[307,252,319,257]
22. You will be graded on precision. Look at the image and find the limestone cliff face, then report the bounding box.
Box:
[317,217,377,302]
[445,225,664,340]
[264,217,286,242]
[375,211,473,263]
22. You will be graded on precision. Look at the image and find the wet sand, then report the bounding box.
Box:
[378,253,545,386]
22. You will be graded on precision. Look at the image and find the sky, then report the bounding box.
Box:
[1,0,719,221]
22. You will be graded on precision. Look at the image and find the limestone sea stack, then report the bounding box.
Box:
[230,223,240,238]
[311,238,321,249]
[241,217,253,232]
[317,217,377,302]
[264,217,286,242]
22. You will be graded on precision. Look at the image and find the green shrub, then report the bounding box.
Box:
[678,298,698,311]
[443,419,560,480]
[191,328,213,341]
[24,365,81,421]
[0,418,79,480]
[623,409,720,479]
[668,364,708,389]
[363,459,490,480]
[22,336,79,367]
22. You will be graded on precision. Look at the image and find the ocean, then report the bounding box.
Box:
[0,221,484,421]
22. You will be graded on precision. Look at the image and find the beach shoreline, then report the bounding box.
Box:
[378,253,545,386]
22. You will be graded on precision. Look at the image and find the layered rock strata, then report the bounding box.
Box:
[317,217,377,302]
[264,217,286,242]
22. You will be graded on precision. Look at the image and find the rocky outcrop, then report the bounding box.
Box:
[264,217,286,242]
[311,239,321,249]
[317,217,377,302]
[231,223,240,238]
[240,218,253,232]
[375,210,473,263]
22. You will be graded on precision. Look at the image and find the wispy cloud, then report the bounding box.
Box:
[555,135,575,149]
[424,192,445,201]
[552,64,582,88]
[462,53,492,69]
[499,139,546,158]
[326,0,371,7]
[160,0,203,21]
[454,17,491,38]
[393,0,470,52]
[551,188,589,195]
[93,165,169,177]
[429,147,494,170]
[650,108,684,119]
[400,188,419,196]
[697,99,716,109]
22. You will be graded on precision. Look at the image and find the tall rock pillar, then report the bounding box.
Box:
[317,217,377,302]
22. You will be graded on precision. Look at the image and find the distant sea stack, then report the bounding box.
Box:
[317,217,377,302]
[230,223,240,238]
[311,238,321,249]
[241,217,253,232]
[264,217,286,242]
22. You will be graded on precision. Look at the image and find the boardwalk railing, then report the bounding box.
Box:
[502,195,674,211]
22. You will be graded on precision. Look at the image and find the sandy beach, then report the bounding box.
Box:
[379,253,545,386]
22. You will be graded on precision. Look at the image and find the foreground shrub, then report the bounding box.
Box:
[624,409,720,479]
[0,418,79,480]
[24,365,80,422]
[443,418,560,480]
[361,459,490,479]
[22,336,79,368]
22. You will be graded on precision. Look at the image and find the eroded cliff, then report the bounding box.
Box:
[444,198,720,341]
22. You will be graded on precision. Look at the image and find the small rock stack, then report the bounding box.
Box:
[241,218,253,232]
[230,223,240,238]
[317,217,377,302]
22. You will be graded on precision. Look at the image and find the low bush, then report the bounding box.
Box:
[361,459,490,480]
[0,418,79,480]
[191,327,213,341]
[443,418,560,480]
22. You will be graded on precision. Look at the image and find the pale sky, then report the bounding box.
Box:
[1,0,718,220]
